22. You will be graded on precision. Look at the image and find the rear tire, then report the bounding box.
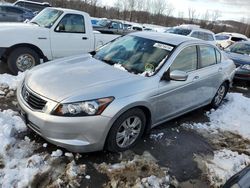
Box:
[7,47,40,75]
[210,82,229,109]
[106,108,146,152]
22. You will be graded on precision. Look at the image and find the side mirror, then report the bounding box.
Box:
[169,70,188,81]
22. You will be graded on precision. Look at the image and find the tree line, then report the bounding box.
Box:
[5,0,250,37]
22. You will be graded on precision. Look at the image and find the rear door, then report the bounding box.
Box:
[194,45,223,102]
[50,13,92,59]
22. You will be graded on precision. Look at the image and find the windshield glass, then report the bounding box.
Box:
[97,19,110,27]
[229,43,250,55]
[215,35,230,40]
[93,35,174,76]
[30,8,63,28]
[166,28,191,36]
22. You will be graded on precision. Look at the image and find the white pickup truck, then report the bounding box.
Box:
[0,7,120,74]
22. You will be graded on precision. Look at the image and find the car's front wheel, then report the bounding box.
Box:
[7,47,40,75]
[210,82,228,108]
[106,108,146,152]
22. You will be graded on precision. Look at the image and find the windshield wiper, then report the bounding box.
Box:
[30,21,40,26]
[101,59,117,65]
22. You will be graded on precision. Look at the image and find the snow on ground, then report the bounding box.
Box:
[96,151,175,188]
[186,93,250,140]
[0,73,25,90]
[195,149,250,187]
[0,110,86,187]
[185,92,250,186]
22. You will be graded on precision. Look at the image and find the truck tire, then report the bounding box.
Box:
[7,47,40,75]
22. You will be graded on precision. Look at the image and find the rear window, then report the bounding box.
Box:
[166,28,192,36]
[200,46,217,68]
[231,37,247,42]
[215,35,230,40]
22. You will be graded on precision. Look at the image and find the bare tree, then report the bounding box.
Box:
[211,10,221,22]
[188,8,196,22]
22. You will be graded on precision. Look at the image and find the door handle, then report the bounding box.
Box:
[82,37,88,40]
[193,76,199,80]
[218,67,223,72]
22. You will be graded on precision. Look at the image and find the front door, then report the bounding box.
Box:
[155,45,203,122]
[50,13,92,59]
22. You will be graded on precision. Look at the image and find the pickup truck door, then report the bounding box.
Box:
[50,13,94,59]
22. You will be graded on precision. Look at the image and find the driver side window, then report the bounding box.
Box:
[55,14,85,33]
[170,46,198,72]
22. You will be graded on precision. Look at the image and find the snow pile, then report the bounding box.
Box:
[197,149,250,187]
[51,149,63,157]
[96,151,175,187]
[0,73,24,90]
[0,73,25,98]
[186,93,250,140]
[0,110,86,187]
[0,110,26,154]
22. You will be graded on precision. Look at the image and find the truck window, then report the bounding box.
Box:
[55,14,85,33]
[111,22,118,29]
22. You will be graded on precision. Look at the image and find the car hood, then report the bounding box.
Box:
[225,51,250,65]
[25,54,148,102]
[0,22,40,31]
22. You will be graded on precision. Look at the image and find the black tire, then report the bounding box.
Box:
[7,47,40,75]
[210,82,229,109]
[106,108,146,152]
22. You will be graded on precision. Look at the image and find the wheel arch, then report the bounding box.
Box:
[103,103,153,149]
[4,43,48,62]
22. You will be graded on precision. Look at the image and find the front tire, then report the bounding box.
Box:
[7,47,40,75]
[106,108,146,152]
[210,82,228,109]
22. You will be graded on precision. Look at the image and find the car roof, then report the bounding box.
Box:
[216,32,247,39]
[0,4,30,11]
[14,0,50,6]
[130,31,200,46]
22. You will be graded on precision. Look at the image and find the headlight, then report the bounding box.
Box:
[52,97,114,116]
[241,64,250,71]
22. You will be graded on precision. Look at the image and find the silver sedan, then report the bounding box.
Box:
[17,32,236,152]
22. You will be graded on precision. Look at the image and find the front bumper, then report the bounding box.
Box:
[17,85,112,153]
[234,68,250,81]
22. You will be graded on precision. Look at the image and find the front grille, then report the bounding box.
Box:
[22,85,47,110]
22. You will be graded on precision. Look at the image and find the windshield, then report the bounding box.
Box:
[30,8,63,28]
[93,35,174,76]
[97,19,110,27]
[166,28,191,36]
[215,35,230,40]
[229,43,250,55]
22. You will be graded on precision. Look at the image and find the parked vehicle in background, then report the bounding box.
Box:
[91,17,102,27]
[0,4,35,22]
[0,7,120,74]
[93,19,131,35]
[216,32,248,49]
[13,0,51,14]
[166,25,216,45]
[17,32,235,153]
[224,41,250,81]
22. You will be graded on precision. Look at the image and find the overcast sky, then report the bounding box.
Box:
[100,0,250,22]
